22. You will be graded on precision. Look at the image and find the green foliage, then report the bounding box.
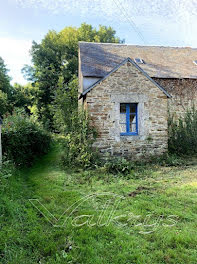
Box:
[0,57,12,115]
[52,76,97,169]
[0,56,36,116]
[103,156,134,175]
[148,153,186,167]
[168,108,197,155]
[52,76,78,133]
[101,153,185,176]
[2,111,51,166]
[11,83,38,114]
[60,109,97,169]
[23,23,122,127]
[0,57,11,95]
[0,90,8,115]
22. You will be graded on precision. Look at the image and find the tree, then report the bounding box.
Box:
[0,90,8,116]
[0,57,12,115]
[0,56,37,116]
[0,57,11,95]
[11,83,38,115]
[23,23,122,128]
[52,76,78,133]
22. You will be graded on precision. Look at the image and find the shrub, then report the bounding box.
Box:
[168,108,197,155]
[2,112,51,166]
[60,109,97,169]
[103,156,134,175]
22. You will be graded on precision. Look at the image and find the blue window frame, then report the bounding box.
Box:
[120,103,138,136]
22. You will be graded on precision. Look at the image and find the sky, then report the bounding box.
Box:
[0,0,197,84]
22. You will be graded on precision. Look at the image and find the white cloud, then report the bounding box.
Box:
[15,0,197,46]
[0,38,32,84]
[15,0,197,21]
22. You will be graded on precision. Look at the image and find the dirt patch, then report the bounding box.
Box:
[128,186,155,197]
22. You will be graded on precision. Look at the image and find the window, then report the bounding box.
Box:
[134,58,144,64]
[120,103,138,136]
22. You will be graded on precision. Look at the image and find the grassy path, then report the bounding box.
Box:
[0,147,197,263]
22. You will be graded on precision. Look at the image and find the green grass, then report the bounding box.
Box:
[0,146,197,263]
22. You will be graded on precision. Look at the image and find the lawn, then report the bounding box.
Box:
[0,146,197,264]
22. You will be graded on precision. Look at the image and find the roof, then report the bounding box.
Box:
[79,42,197,79]
[80,57,171,99]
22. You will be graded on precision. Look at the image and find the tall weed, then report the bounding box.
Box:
[168,107,197,155]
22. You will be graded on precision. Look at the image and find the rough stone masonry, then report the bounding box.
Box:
[82,61,168,159]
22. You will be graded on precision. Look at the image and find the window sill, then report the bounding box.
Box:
[120,133,138,136]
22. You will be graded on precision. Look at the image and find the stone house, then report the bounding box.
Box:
[78,42,197,159]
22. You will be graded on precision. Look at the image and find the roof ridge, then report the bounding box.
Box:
[79,41,197,50]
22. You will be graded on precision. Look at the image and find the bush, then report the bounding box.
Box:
[168,108,197,155]
[60,109,97,169]
[103,156,134,175]
[2,112,51,166]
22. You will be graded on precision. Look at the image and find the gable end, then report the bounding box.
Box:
[79,57,171,99]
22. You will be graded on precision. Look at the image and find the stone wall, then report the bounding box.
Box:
[82,61,168,159]
[154,78,197,119]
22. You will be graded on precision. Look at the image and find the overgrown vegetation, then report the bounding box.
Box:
[59,109,98,169]
[0,23,123,169]
[103,156,135,175]
[2,111,51,166]
[52,77,78,133]
[169,107,197,155]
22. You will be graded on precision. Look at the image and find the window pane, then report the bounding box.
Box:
[120,113,126,123]
[130,114,136,124]
[120,103,126,113]
[120,123,126,133]
[130,123,137,133]
[130,103,136,113]
[130,114,137,133]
